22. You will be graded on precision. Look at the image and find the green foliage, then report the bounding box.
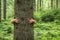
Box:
[0,0,14,40]
[34,8,60,40]
[41,13,54,22]
[0,18,14,40]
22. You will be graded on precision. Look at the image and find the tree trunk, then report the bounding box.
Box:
[0,0,1,22]
[3,0,6,19]
[56,0,58,8]
[58,0,60,8]
[14,0,34,40]
[40,0,41,7]
[51,0,53,8]
[41,0,43,7]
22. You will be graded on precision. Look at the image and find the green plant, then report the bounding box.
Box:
[41,14,54,22]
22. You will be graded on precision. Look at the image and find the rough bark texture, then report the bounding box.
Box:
[3,0,6,19]
[0,0,1,22]
[14,0,34,40]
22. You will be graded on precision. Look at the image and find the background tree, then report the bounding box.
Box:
[3,0,6,19]
[0,0,1,22]
[40,0,42,7]
[56,0,58,8]
[58,0,60,7]
[51,0,53,8]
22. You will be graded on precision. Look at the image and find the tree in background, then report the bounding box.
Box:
[0,0,1,22]
[56,0,58,8]
[40,0,42,7]
[3,0,6,19]
[58,0,60,7]
[51,0,53,8]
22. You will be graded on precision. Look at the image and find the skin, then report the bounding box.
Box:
[11,17,20,24]
[11,18,36,24]
[28,18,36,24]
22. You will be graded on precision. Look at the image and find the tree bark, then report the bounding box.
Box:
[0,0,1,22]
[14,0,34,40]
[3,0,6,19]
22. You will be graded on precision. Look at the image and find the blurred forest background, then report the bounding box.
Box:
[0,0,60,40]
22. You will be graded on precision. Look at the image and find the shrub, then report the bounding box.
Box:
[41,14,54,22]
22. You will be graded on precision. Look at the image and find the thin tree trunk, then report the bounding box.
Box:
[14,0,34,40]
[56,0,58,8]
[3,0,6,19]
[40,0,41,7]
[0,0,1,22]
[51,0,53,8]
[41,0,43,7]
[58,0,60,8]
